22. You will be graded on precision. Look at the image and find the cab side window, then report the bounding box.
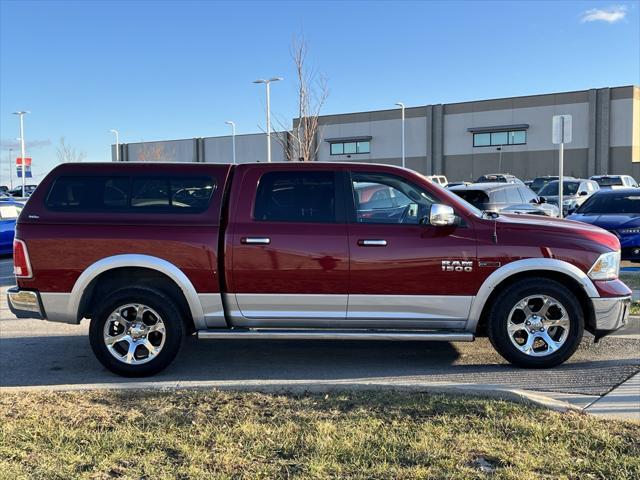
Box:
[254,171,336,223]
[351,172,437,224]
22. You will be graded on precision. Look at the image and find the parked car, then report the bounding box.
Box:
[529,176,576,194]
[567,189,640,263]
[475,173,524,184]
[448,182,559,217]
[0,200,23,255]
[8,162,630,376]
[8,184,37,198]
[426,175,448,187]
[538,179,600,215]
[590,175,638,189]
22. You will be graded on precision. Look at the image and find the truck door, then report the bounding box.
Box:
[227,165,349,327]
[346,170,478,329]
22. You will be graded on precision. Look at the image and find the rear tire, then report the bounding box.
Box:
[89,287,184,377]
[488,278,584,368]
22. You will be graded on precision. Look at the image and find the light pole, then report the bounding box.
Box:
[13,111,29,196]
[253,77,282,162]
[225,121,236,164]
[109,129,120,161]
[395,102,406,168]
[8,148,14,189]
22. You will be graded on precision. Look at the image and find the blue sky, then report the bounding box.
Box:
[1,0,638,182]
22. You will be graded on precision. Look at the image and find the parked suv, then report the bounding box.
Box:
[8,162,630,376]
[449,182,559,217]
[538,179,600,215]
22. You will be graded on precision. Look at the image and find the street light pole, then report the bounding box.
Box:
[8,148,14,189]
[109,129,120,161]
[395,102,406,168]
[253,77,282,163]
[225,121,236,164]
[13,111,29,196]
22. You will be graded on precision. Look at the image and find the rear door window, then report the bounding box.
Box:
[254,171,337,223]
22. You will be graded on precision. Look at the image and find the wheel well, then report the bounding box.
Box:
[78,267,195,333]
[475,270,594,337]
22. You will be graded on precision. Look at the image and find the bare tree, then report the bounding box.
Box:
[275,36,329,162]
[56,137,86,163]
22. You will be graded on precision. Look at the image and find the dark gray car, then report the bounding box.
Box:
[449,182,559,217]
[538,179,600,215]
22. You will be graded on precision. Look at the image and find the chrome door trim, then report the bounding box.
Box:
[358,239,388,246]
[241,237,271,245]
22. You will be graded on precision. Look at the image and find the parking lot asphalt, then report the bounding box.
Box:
[1,257,639,404]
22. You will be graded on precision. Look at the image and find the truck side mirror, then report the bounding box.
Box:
[429,204,456,227]
[579,191,588,196]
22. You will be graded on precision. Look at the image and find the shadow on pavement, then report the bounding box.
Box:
[1,334,638,396]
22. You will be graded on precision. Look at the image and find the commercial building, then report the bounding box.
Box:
[113,85,640,181]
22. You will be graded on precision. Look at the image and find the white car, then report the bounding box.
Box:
[590,175,638,189]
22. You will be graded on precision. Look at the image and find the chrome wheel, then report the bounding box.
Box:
[507,295,570,357]
[103,303,166,365]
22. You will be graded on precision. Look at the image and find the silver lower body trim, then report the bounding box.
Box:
[590,296,631,332]
[226,293,471,329]
[198,293,227,328]
[40,292,76,323]
[198,329,474,342]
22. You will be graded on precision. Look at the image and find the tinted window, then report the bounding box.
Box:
[47,176,131,211]
[254,171,336,223]
[352,172,437,224]
[47,176,215,212]
[452,190,489,209]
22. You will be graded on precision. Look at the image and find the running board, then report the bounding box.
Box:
[197,329,474,342]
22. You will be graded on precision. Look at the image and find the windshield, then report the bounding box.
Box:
[593,177,623,187]
[539,181,580,197]
[531,177,554,192]
[577,193,640,214]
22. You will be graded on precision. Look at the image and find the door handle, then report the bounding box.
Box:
[242,237,271,245]
[358,239,387,247]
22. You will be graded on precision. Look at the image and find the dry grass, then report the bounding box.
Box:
[1,390,639,479]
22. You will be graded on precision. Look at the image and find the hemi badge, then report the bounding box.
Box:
[479,261,501,268]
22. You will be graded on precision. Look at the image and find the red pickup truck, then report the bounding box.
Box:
[8,162,631,376]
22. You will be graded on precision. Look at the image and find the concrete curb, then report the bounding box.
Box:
[0,379,582,413]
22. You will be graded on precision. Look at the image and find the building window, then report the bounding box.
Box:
[473,130,526,147]
[330,140,370,155]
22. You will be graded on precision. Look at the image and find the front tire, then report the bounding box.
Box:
[89,287,185,377]
[488,278,584,368]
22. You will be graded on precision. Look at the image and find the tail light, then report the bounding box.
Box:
[13,239,32,278]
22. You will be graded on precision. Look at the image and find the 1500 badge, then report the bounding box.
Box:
[441,260,473,272]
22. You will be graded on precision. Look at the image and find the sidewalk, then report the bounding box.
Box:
[584,373,640,422]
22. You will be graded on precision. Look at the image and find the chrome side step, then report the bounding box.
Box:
[197,329,474,342]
